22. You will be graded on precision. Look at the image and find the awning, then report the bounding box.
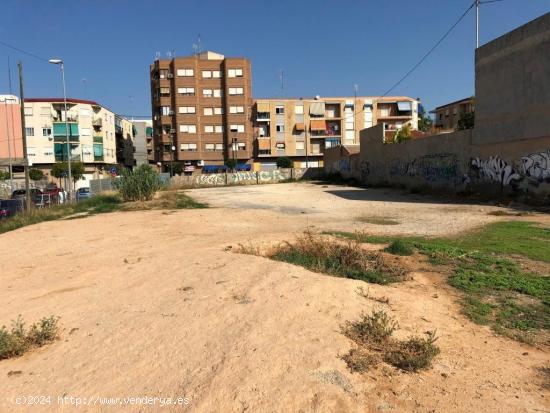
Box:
[203,165,228,173]
[258,139,271,150]
[295,122,305,131]
[310,119,326,131]
[309,101,325,116]
[256,102,270,112]
[397,101,412,112]
[235,163,251,171]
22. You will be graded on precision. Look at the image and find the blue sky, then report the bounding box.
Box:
[1,1,548,117]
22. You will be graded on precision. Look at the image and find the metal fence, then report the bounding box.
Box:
[89,178,114,196]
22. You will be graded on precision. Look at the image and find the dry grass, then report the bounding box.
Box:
[356,216,400,225]
[246,231,408,285]
[341,310,439,373]
[123,190,208,211]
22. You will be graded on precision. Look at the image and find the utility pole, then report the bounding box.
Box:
[353,84,358,143]
[17,62,31,212]
[476,0,480,48]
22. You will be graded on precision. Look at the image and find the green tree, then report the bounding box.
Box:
[457,112,475,130]
[29,168,44,181]
[50,161,85,188]
[276,157,293,169]
[171,163,183,176]
[225,158,237,171]
[0,170,11,181]
[394,124,412,143]
[418,114,433,132]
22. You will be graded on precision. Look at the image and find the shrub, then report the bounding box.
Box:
[0,170,10,181]
[276,157,293,169]
[116,164,161,201]
[0,315,59,360]
[343,309,398,345]
[384,331,440,371]
[385,240,414,256]
[29,168,44,181]
[225,158,237,170]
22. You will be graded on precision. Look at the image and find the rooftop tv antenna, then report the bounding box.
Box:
[193,34,202,55]
[279,69,284,97]
[155,51,160,61]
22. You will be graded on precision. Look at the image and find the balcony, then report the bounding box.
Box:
[53,122,79,142]
[256,112,270,121]
[92,117,103,127]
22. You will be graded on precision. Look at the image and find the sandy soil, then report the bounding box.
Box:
[1,183,548,412]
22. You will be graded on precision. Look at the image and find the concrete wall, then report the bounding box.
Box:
[324,146,361,179]
[474,12,550,145]
[169,168,322,188]
[0,95,23,162]
[355,123,550,198]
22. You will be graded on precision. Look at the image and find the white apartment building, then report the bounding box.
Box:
[23,98,118,187]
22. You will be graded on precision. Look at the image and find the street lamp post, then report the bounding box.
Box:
[232,136,237,171]
[49,59,73,200]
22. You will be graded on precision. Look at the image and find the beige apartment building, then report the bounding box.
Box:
[23,98,119,187]
[252,96,420,169]
[149,51,253,172]
[432,97,475,131]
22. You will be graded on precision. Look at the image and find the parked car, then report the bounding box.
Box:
[0,199,24,219]
[76,187,91,202]
[42,184,66,204]
[11,189,43,206]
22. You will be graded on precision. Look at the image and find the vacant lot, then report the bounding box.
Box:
[1,183,548,412]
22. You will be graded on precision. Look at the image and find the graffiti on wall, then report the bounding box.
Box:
[389,153,459,182]
[470,150,550,188]
[522,150,550,183]
[470,156,520,186]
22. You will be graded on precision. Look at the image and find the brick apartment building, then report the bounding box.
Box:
[149,51,253,172]
[252,96,420,169]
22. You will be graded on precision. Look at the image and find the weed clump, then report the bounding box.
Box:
[385,240,414,256]
[0,315,59,360]
[267,231,407,284]
[341,310,439,373]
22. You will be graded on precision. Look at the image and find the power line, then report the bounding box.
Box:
[0,39,49,63]
[382,0,477,97]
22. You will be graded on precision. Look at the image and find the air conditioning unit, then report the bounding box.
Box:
[170,128,176,134]
[169,110,175,115]
[197,160,204,166]
[167,73,174,79]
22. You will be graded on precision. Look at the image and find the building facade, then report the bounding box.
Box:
[432,97,475,132]
[131,119,152,167]
[0,95,23,165]
[149,51,253,173]
[115,115,135,168]
[252,96,419,169]
[22,98,119,187]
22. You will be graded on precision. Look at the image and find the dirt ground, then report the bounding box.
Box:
[1,182,549,412]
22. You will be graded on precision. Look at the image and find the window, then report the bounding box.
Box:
[379,108,390,117]
[214,107,223,115]
[237,142,246,150]
[178,87,195,96]
[40,107,51,116]
[25,127,34,136]
[295,105,304,115]
[180,143,197,151]
[159,69,168,79]
[179,106,195,114]
[79,108,91,117]
[205,143,215,151]
[212,70,221,78]
[215,143,223,151]
[203,89,213,98]
[177,68,194,77]
[179,124,196,133]
[276,143,285,150]
[230,106,244,114]
[228,68,243,78]
[161,106,171,116]
[204,125,214,133]
[228,87,244,95]
[345,121,354,130]
[160,87,170,97]
[42,128,52,136]
[213,89,222,98]
[81,128,91,136]
[24,106,33,116]
[204,107,213,116]
[215,125,224,133]
[275,106,284,114]
[230,124,245,133]
[296,141,305,150]
[276,124,284,132]
[202,70,212,78]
